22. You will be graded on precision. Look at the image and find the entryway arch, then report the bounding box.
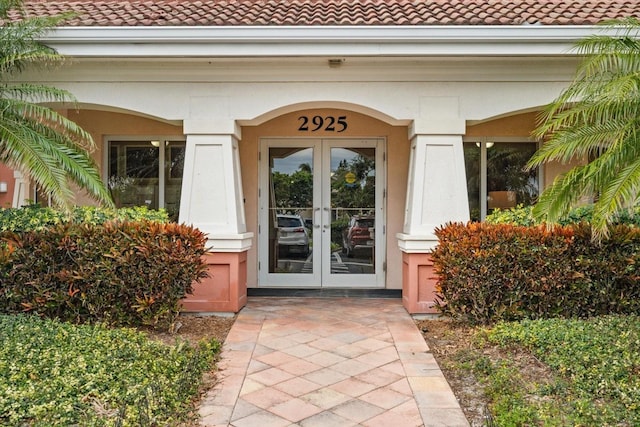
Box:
[237,101,411,128]
[238,104,410,290]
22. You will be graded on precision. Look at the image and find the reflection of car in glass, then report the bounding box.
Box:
[342,215,374,257]
[277,214,310,257]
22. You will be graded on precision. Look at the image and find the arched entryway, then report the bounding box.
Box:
[239,106,410,290]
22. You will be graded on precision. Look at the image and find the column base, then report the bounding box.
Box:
[181,251,248,313]
[402,252,440,314]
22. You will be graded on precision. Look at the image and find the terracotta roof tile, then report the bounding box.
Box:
[9,0,640,27]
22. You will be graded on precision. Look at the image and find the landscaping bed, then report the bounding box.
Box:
[0,314,225,427]
[418,315,640,426]
[3,311,638,426]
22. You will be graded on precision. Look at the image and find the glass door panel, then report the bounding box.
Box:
[259,141,321,287]
[259,138,384,288]
[330,147,376,274]
[268,147,315,275]
[322,140,383,287]
[108,142,159,210]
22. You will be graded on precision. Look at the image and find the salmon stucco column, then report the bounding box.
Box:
[397,99,469,314]
[179,119,252,313]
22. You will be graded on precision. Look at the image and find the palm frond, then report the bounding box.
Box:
[532,166,597,224]
[532,19,640,241]
[0,0,112,208]
[0,98,113,207]
[0,113,74,208]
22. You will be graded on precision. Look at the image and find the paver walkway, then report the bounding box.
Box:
[199,297,469,427]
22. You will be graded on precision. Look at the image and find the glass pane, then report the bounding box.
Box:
[108,142,159,209]
[125,147,159,178]
[165,143,185,222]
[463,142,481,221]
[268,147,313,274]
[486,142,538,214]
[331,147,375,274]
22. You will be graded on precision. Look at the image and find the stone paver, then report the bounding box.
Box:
[199,297,469,426]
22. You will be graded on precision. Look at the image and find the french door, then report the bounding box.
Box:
[258,138,385,288]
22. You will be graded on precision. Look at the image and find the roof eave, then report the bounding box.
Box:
[42,25,613,57]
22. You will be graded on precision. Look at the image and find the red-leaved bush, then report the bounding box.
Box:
[0,221,208,329]
[432,222,640,324]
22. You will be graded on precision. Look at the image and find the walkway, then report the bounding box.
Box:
[199,298,469,427]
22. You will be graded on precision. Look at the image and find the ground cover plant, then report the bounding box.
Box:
[419,315,640,426]
[486,315,640,425]
[0,314,221,426]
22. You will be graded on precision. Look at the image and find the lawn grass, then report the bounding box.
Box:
[475,315,640,426]
[0,314,221,426]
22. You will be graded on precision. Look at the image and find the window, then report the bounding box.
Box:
[107,139,185,221]
[464,139,540,221]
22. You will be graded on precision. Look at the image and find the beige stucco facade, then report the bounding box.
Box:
[18,102,582,300]
[3,25,597,311]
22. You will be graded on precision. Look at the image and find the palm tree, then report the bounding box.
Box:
[529,18,640,241]
[0,0,113,209]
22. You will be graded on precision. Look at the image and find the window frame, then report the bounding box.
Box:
[103,136,186,211]
[462,136,543,221]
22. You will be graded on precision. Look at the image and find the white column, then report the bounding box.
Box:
[397,98,470,253]
[12,170,30,208]
[179,119,253,252]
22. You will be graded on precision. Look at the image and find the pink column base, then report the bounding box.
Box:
[402,252,439,314]
[181,251,248,313]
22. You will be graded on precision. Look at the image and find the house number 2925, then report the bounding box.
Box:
[298,115,348,132]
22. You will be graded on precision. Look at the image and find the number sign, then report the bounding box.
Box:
[298,115,347,133]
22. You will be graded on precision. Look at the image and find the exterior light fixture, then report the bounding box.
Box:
[475,141,495,148]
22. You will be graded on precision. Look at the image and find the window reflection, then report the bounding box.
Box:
[268,147,314,274]
[108,140,185,221]
[464,141,539,221]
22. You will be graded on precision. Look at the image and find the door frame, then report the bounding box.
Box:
[257,137,386,288]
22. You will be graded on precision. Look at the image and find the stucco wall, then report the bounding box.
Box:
[240,108,409,289]
[0,164,14,207]
[466,111,538,137]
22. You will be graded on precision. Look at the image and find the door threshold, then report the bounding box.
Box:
[248,288,401,298]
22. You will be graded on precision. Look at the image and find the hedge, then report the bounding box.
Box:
[432,222,640,324]
[0,205,168,232]
[486,204,640,227]
[0,221,208,329]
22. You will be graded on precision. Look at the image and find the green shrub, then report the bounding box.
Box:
[486,204,640,227]
[0,314,220,426]
[71,205,169,225]
[487,315,640,425]
[432,222,640,324]
[485,204,538,226]
[0,204,168,232]
[0,221,208,329]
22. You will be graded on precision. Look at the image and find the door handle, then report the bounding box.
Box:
[313,207,320,228]
[323,207,331,229]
